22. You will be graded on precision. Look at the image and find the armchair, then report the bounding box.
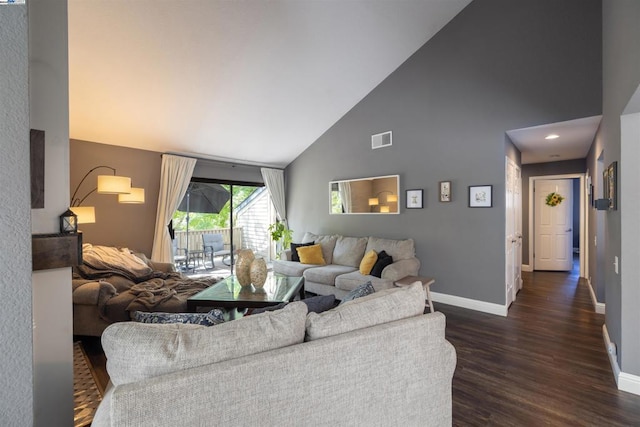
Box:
[202,233,232,268]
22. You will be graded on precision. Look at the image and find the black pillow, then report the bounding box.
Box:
[251,294,337,315]
[290,241,315,262]
[370,250,393,278]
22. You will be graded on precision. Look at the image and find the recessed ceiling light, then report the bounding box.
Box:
[545,134,559,140]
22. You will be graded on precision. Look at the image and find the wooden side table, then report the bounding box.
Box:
[395,276,435,312]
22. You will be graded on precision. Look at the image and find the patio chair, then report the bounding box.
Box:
[202,233,232,269]
[172,239,188,271]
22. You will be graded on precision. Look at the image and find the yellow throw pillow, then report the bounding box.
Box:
[359,249,378,275]
[297,244,326,265]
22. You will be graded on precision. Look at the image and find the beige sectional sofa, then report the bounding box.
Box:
[93,283,456,426]
[273,232,420,299]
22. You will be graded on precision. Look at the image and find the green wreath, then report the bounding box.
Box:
[545,192,564,207]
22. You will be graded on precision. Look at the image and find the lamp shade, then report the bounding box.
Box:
[118,187,145,204]
[70,206,96,224]
[379,205,390,213]
[368,197,379,206]
[386,194,398,203]
[97,175,131,194]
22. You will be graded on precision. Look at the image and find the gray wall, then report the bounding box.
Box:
[71,139,162,255]
[29,0,75,424]
[595,0,640,375]
[0,5,32,425]
[521,159,586,263]
[286,0,602,306]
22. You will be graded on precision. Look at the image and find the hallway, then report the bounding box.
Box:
[438,263,640,425]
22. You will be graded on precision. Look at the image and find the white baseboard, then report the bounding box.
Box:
[603,324,620,381]
[602,325,640,396]
[431,292,507,317]
[587,278,606,314]
[619,373,640,396]
[522,264,532,272]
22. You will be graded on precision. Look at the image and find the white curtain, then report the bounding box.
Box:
[151,155,197,262]
[338,181,352,213]
[261,168,286,224]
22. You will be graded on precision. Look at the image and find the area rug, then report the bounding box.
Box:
[74,341,103,427]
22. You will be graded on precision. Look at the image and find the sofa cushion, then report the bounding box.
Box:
[365,237,415,261]
[272,260,317,277]
[297,244,326,265]
[303,264,358,286]
[359,249,378,274]
[251,294,336,314]
[290,241,315,262]
[370,251,394,278]
[102,302,308,386]
[305,282,425,341]
[339,281,375,304]
[332,236,368,267]
[303,233,337,265]
[131,309,225,326]
[335,271,396,292]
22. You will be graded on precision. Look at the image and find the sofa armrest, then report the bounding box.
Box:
[381,258,421,281]
[283,249,292,261]
[72,280,117,306]
[148,260,177,273]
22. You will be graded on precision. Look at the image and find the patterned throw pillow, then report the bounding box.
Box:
[339,281,375,305]
[132,309,225,326]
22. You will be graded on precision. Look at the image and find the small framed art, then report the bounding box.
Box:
[406,189,423,209]
[439,181,451,202]
[469,185,492,208]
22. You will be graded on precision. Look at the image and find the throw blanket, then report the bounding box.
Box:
[79,244,155,282]
[126,276,219,312]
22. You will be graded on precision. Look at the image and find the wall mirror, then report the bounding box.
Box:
[329,175,400,214]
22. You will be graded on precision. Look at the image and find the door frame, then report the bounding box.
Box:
[527,173,588,278]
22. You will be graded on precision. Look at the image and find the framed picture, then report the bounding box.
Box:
[406,189,423,209]
[607,161,618,210]
[469,185,492,208]
[439,181,451,202]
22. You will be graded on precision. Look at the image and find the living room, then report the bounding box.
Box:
[2,0,640,425]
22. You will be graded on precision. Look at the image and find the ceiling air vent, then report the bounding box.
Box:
[371,131,392,150]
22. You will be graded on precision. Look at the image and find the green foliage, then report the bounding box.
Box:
[172,184,259,230]
[268,220,293,259]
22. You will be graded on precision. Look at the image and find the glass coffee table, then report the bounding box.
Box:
[187,273,305,313]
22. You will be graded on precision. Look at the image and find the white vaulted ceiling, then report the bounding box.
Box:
[68,0,472,168]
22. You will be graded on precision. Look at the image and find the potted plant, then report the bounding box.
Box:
[268,220,293,260]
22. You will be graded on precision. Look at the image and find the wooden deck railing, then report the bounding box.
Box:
[174,228,243,253]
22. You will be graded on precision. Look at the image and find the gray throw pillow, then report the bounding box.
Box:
[339,281,375,304]
[132,309,225,326]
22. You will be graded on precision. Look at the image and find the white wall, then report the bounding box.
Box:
[29,0,74,425]
[0,4,33,425]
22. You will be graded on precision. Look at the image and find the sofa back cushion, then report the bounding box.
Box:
[303,232,337,265]
[305,282,425,341]
[365,237,415,261]
[102,302,308,386]
[332,236,368,267]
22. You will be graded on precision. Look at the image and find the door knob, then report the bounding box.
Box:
[566,229,572,232]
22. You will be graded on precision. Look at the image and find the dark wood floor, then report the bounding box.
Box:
[80,261,640,425]
[440,262,640,426]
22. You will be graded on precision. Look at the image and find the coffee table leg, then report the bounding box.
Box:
[298,282,305,301]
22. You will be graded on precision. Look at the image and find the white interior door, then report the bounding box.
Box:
[506,157,522,307]
[534,179,573,271]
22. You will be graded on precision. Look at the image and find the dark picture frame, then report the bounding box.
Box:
[406,189,423,209]
[604,161,618,210]
[469,185,493,208]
